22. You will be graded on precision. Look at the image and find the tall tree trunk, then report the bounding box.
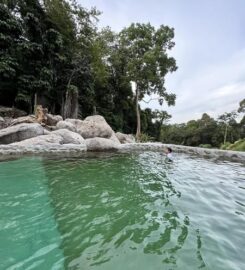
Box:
[63,70,78,119]
[224,124,228,144]
[64,88,78,119]
[136,85,141,141]
[61,94,64,118]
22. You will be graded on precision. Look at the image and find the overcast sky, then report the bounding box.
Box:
[80,0,245,123]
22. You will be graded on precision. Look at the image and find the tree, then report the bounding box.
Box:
[44,0,99,118]
[238,98,245,113]
[119,23,177,140]
[153,110,171,141]
[218,111,238,145]
[0,3,22,106]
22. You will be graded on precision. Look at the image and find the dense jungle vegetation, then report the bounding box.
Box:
[0,0,244,149]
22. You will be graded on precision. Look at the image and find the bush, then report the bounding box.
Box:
[220,142,232,150]
[199,144,212,148]
[226,139,245,152]
[138,133,154,142]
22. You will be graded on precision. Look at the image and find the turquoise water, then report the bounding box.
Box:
[0,153,244,270]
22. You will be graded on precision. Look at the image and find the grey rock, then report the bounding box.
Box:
[52,129,85,144]
[0,117,4,129]
[0,144,87,160]
[84,115,107,123]
[65,116,114,140]
[45,125,57,131]
[0,106,27,118]
[43,129,51,135]
[11,133,63,146]
[116,132,135,144]
[0,123,44,145]
[10,115,37,126]
[57,121,76,132]
[65,118,83,127]
[77,121,113,139]
[110,132,121,144]
[46,114,63,126]
[85,137,120,151]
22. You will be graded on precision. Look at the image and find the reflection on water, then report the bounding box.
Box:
[43,153,210,269]
[0,152,244,270]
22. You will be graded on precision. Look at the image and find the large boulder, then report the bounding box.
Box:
[2,117,13,128]
[85,137,120,151]
[116,132,135,144]
[110,132,121,144]
[77,115,113,139]
[84,115,107,123]
[0,106,27,118]
[52,129,85,144]
[46,114,63,126]
[77,121,113,139]
[0,123,44,145]
[11,133,63,146]
[35,105,48,124]
[57,121,76,132]
[65,119,83,130]
[10,115,37,126]
[0,117,4,129]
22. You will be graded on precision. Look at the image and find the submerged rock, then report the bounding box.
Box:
[85,137,120,151]
[0,123,44,145]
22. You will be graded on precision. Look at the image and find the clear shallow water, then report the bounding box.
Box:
[0,153,244,270]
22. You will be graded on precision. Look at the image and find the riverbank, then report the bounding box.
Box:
[0,112,244,163]
[1,142,245,163]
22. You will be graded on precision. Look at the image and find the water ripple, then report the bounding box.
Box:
[0,153,244,270]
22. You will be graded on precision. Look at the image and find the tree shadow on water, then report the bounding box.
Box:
[42,155,206,269]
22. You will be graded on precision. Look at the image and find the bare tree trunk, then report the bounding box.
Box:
[93,105,97,115]
[224,124,228,144]
[61,94,64,118]
[64,88,78,119]
[34,92,38,114]
[63,70,78,119]
[136,85,141,141]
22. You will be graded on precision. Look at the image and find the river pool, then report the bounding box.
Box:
[0,152,244,270]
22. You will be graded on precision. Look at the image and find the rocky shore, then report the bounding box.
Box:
[0,108,244,163]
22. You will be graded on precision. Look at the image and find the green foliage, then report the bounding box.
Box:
[0,1,178,137]
[221,139,245,152]
[220,142,232,150]
[119,23,177,138]
[160,107,244,150]
[138,133,154,143]
[199,144,212,149]
[238,99,245,113]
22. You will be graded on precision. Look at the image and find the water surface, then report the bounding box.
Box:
[0,152,244,270]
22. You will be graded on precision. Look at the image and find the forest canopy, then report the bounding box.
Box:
[0,0,176,136]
